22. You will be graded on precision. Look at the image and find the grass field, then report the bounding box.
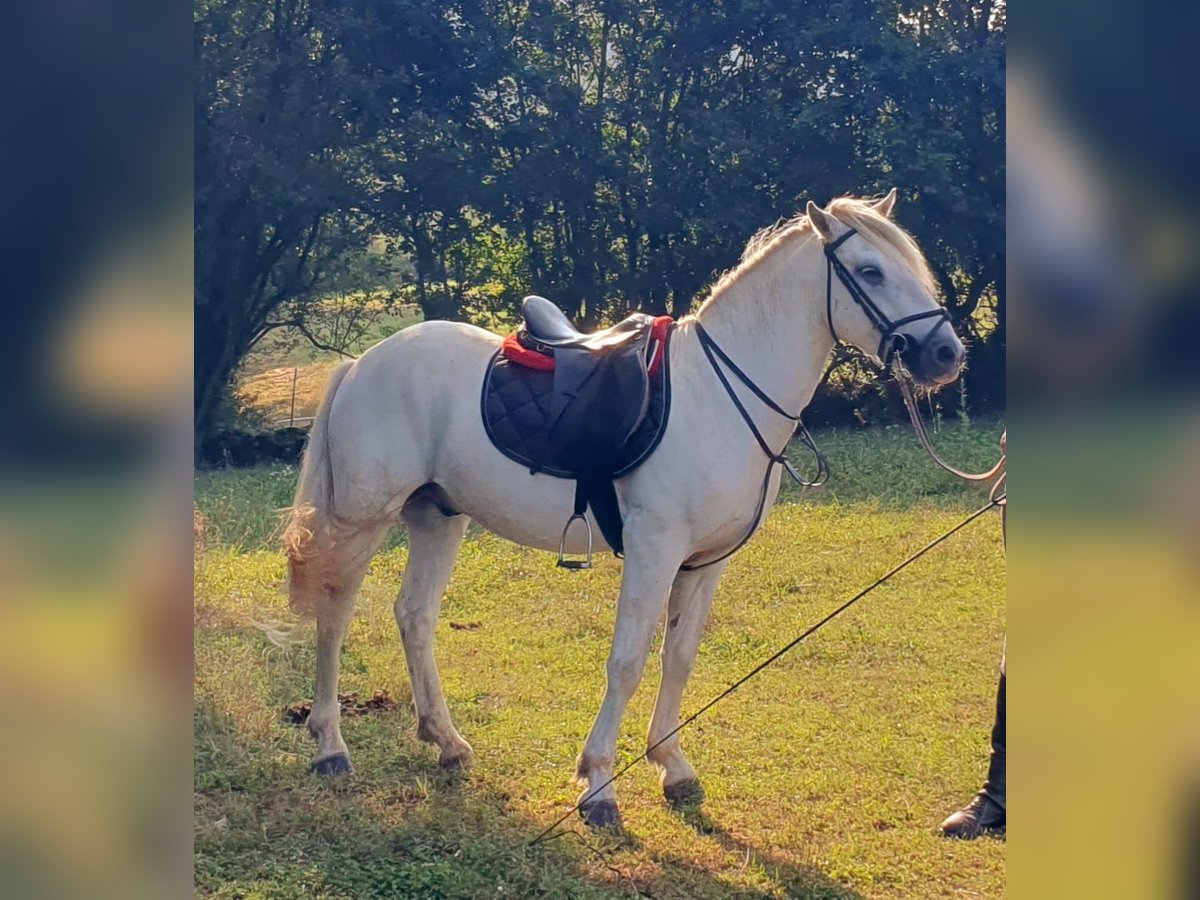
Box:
[194,420,1006,898]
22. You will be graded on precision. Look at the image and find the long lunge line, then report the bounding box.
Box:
[530,494,1003,845]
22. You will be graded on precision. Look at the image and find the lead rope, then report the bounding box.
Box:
[895,373,1006,483]
[529,491,1003,847]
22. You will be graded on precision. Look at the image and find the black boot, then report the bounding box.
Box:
[941,665,1005,839]
[940,791,1005,840]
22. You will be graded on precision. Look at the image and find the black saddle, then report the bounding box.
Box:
[481,296,673,567]
[522,295,655,351]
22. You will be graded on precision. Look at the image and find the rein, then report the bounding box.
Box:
[684,323,828,571]
[695,323,829,488]
[896,375,1007,488]
[684,225,1006,568]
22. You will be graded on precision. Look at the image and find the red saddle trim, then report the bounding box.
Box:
[647,316,674,375]
[501,316,674,375]
[501,331,555,371]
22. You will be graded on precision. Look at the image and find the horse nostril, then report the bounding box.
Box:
[934,343,958,366]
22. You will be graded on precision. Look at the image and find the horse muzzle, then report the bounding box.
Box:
[896,329,965,387]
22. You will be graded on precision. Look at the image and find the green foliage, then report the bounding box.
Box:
[194,0,504,449]
[459,282,518,333]
[195,0,1006,450]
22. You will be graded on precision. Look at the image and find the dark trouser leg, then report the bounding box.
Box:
[981,650,1005,810]
[942,441,1006,838]
[940,646,1007,838]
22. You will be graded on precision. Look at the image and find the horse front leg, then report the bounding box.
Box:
[575,533,684,828]
[646,561,727,806]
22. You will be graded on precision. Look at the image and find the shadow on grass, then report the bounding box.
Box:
[195,695,864,898]
[664,805,864,900]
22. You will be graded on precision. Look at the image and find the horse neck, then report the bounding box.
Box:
[685,234,834,447]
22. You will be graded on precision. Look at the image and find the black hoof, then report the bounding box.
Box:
[663,777,705,808]
[311,753,352,776]
[438,751,471,772]
[579,799,623,830]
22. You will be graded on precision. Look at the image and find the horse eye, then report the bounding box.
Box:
[858,265,883,284]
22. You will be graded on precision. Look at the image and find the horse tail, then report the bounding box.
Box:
[283,361,353,617]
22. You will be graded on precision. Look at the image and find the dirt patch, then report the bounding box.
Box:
[283,690,399,725]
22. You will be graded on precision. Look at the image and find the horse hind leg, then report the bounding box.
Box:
[288,516,391,776]
[395,492,472,769]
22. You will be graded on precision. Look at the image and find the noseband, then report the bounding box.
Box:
[823,228,952,367]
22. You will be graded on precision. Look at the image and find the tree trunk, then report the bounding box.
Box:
[194,303,247,464]
[523,207,543,285]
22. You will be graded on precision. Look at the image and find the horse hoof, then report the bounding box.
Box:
[438,749,472,772]
[663,777,705,808]
[311,753,352,776]
[579,799,623,830]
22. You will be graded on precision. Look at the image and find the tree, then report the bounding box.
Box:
[194,0,498,454]
[866,0,1006,408]
[195,0,1006,449]
[195,0,361,454]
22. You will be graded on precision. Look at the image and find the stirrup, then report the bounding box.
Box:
[557,513,593,570]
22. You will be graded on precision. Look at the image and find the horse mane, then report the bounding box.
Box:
[698,195,937,313]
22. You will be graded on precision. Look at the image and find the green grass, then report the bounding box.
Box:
[193,418,1001,552]
[194,419,1005,898]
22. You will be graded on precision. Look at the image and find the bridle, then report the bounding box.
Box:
[824,226,1004,488]
[823,227,952,369]
[684,224,1003,569]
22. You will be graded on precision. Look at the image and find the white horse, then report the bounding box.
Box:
[283,191,965,827]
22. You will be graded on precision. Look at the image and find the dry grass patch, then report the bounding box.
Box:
[235,360,341,427]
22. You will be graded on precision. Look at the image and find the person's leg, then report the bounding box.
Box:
[982,648,1006,807]
[941,645,1006,839]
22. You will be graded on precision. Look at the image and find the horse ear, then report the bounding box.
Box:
[806,201,834,241]
[872,187,898,218]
